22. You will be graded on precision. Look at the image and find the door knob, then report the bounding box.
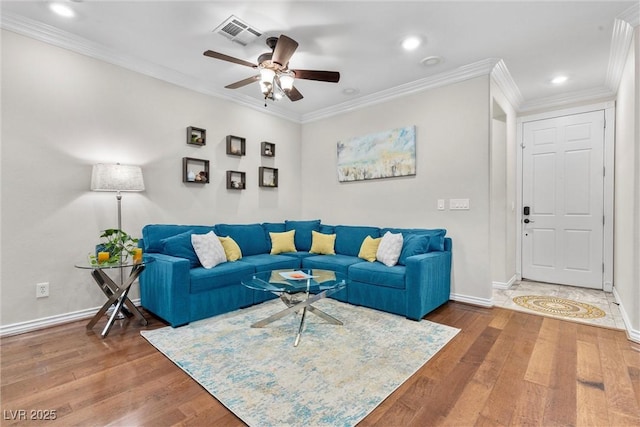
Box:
[524,219,535,224]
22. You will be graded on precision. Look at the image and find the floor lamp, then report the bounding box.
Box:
[91,163,145,288]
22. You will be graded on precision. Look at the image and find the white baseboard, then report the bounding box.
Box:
[450,293,493,308]
[612,288,640,344]
[0,299,141,337]
[492,275,517,290]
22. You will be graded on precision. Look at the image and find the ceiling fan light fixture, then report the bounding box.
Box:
[279,71,295,91]
[259,67,275,83]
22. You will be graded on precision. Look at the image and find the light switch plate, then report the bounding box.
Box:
[437,199,445,210]
[450,198,470,210]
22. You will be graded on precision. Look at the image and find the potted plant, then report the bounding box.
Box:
[89,229,139,265]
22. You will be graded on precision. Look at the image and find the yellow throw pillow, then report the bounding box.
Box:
[358,235,382,262]
[270,230,297,254]
[218,236,242,261]
[309,230,336,255]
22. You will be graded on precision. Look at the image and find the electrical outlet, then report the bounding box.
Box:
[36,282,49,298]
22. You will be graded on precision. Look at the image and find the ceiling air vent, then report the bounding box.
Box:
[213,15,262,46]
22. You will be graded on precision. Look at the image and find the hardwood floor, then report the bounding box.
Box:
[1,302,639,426]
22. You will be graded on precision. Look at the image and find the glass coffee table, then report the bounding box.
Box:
[241,269,348,346]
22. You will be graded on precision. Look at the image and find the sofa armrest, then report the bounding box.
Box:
[404,251,452,320]
[139,253,191,327]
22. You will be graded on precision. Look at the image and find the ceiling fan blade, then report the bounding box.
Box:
[292,69,340,83]
[225,75,260,89]
[203,50,257,68]
[272,35,299,67]
[285,86,304,102]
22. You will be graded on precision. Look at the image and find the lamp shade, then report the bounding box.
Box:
[91,163,145,192]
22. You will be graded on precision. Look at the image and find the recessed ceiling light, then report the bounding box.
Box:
[401,36,421,51]
[420,56,442,66]
[49,2,76,18]
[551,75,568,85]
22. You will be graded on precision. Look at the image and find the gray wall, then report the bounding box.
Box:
[1,31,302,325]
[299,77,494,304]
[614,27,640,334]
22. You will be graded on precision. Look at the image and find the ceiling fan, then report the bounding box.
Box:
[203,34,340,104]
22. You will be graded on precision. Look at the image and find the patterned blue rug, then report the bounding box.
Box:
[141,298,459,427]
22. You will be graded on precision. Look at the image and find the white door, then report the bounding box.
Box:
[522,111,605,289]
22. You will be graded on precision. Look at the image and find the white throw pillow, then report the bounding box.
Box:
[376,231,404,267]
[191,231,227,269]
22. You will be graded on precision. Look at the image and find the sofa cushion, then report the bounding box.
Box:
[334,225,381,257]
[160,231,200,267]
[270,230,297,254]
[285,219,321,251]
[380,227,446,251]
[262,222,286,247]
[309,231,336,255]
[237,254,300,272]
[276,251,314,262]
[358,236,382,262]
[189,262,254,293]
[219,236,242,261]
[348,262,406,289]
[398,234,431,265]
[319,224,335,234]
[191,231,227,269]
[143,224,215,253]
[302,254,365,275]
[215,223,269,256]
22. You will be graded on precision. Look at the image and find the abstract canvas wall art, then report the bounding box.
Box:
[337,126,416,182]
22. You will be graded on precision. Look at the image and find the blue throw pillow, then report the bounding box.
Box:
[160,231,200,267]
[398,234,431,265]
[285,219,321,252]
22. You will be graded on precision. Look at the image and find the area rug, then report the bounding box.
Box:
[141,298,459,427]
[513,295,606,319]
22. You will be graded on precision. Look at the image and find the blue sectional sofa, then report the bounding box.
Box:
[139,220,452,327]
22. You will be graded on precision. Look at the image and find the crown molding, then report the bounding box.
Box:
[490,59,524,110]
[301,58,499,123]
[518,86,615,113]
[0,13,507,124]
[0,12,302,123]
[3,7,632,124]
[605,18,635,93]
[619,3,639,27]
[605,4,639,93]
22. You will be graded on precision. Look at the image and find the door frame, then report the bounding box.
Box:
[516,101,615,291]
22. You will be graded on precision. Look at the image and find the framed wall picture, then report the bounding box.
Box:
[259,167,278,188]
[187,126,206,146]
[226,135,246,156]
[337,125,416,182]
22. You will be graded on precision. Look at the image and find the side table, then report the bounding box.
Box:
[75,258,153,338]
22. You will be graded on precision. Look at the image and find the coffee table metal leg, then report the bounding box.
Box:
[251,290,328,328]
[306,305,343,325]
[294,306,308,347]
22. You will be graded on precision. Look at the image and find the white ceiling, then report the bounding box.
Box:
[1,1,637,122]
